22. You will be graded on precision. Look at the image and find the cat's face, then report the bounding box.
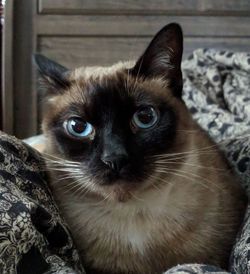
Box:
[36,23,190,201]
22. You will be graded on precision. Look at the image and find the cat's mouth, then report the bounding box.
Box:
[94,166,145,187]
[88,169,154,202]
[100,170,123,184]
[98,173,157,188]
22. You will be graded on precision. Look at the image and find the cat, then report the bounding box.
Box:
[35,23,247,274]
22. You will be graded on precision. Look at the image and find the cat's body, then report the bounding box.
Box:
[35,23,247,274]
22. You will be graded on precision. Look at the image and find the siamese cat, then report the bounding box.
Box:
[35,23,247,274]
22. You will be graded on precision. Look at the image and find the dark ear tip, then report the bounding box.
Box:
[163,22,183,36]
[33,53,46,69]
[166,22,182,30]
[33,53,69,76]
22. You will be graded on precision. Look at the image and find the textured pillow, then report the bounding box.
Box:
[0,131,84,274]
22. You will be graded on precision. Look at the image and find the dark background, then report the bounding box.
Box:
[0,0,3,130]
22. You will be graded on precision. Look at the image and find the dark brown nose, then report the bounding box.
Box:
[101,130,129,173]
[101,153,129,173]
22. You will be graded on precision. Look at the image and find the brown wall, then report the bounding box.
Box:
[0,0,3,130]
[2,0,250,138]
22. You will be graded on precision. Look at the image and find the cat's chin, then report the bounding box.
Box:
[94,180,138,203]
[90,175,157,203]
[107,187,132,203]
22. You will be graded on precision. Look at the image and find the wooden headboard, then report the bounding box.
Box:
[2,0,250,138]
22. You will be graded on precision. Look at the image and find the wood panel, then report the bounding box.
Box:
[4,0,250,138]
[0,0,2,130]
[2,0,14,134]
[38,37,150,67]
[38,36,250,69]
[37,15,250,37]
[38,0,250,15]
[12,0,37,138]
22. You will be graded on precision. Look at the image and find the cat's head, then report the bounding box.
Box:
[35,23,192,201]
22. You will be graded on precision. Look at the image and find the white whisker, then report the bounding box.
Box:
[148,174,174,188]
[130,192,145,202]
[155,168,218,192]
[154,161,226,172]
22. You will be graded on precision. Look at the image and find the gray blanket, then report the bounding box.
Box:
[0,49,249,274]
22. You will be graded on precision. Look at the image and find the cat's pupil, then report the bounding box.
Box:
[71,119,86,133]
[137,107,154,124]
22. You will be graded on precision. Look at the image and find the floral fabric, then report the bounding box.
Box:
[0,132,85,274]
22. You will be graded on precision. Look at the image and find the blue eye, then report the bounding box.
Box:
[132,106,158,129]
[64,118,94,138]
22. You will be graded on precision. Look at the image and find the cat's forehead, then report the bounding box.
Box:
[46,61,174,119]
[70,61,135,81]
[66,61,171,103]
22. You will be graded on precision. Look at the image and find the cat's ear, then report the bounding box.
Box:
[33,54,70,95]
[131,23,183,97]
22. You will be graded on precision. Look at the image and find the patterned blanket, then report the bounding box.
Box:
[0,49,249,274]
[166,49,250,274]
